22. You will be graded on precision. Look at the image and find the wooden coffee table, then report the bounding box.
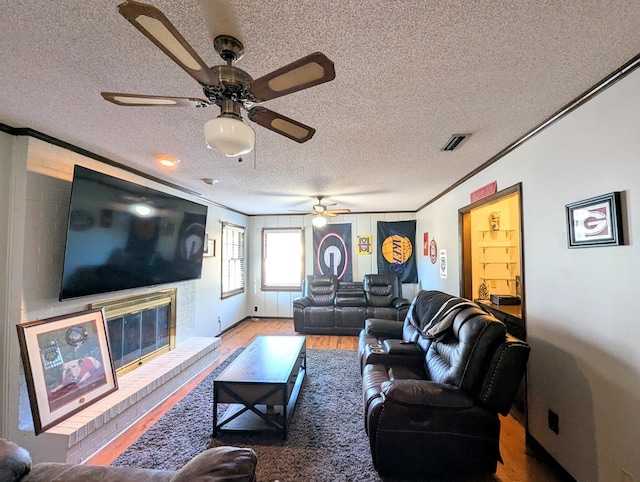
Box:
[213,335,306,439]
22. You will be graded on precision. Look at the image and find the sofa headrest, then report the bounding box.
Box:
[363,274,399,288]
[304,275,338,305]
[364,274,401,306]
[311,276,335,286]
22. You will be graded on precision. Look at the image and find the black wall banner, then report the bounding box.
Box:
[313,223,352,281]
[377,220,417,283]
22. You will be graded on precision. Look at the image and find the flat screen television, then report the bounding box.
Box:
[59,166,208,300]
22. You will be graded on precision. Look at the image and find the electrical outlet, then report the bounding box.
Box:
[548,409,559,434]
[254,306,258,312]
[490,280,497,289]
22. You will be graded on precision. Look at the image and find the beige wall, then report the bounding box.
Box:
[415,66,640,481]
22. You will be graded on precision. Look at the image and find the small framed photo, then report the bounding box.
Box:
[566,192,623,248]
[203,238,215,257]
[16,308,118,435]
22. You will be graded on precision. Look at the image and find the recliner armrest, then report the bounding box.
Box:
[391,297,410,310]
[382,339,422,356]
[365,318,403,338]
[478,334,531,415]
[292,297,312,309]
[381,379,473,409]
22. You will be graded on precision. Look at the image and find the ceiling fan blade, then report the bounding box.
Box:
[101,92,210,107]
[248,52,336,102]
[248,107,315,143]
[118,0,220,86]
[325,209,351,215]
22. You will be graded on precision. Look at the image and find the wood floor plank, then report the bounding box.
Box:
[86,318,565,481]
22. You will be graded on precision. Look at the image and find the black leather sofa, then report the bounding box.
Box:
[293,274,409,335]
[359,290,530,479]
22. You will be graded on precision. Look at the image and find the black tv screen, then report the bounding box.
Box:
[59,166,208,300]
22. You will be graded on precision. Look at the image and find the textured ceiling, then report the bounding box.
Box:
[1,0,639,215]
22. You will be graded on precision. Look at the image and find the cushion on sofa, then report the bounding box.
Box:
[0,439,31,482]
[22,463,176,482]
[170,446,258,482]
[0,438,257,482]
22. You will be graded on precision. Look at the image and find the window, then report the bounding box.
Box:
[262,228,304,291]
[221,222,245,298]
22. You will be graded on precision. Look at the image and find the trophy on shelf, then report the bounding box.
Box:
[489,211,500,231]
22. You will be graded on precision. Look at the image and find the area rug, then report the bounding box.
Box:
[111,348,384,481]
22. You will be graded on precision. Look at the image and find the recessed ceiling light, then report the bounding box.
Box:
[156,155,180,168]
[202,178,219,185]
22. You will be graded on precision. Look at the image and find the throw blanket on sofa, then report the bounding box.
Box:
[408,291,478,340]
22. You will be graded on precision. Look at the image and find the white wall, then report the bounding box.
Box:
[195,207,249,335]
[415,67,640,481]
[0,132,28,438]
[0,136,248,447]
[248,212,419,316]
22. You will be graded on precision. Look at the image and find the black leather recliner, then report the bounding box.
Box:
[292,275,338,334]
[359,290,530,479]
[293,274,409,335]
[363,273,409,320]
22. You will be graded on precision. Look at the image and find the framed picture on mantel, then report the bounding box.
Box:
[16,308,118,435]
[566,192,624,248]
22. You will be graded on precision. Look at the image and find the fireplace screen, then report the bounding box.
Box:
[91,289,176,376]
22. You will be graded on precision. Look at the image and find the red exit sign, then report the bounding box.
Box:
[470,181,497,203]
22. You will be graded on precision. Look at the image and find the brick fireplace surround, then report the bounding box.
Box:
[15,146,222,463]
[30,336,220,464]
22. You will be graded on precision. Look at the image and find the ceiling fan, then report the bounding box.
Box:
[293,196,350,227]
[100,0,336,157]
[310,197,351,217]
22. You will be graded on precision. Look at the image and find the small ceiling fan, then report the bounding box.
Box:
[310,196,351,217]
[101,0,336,157]
[292,196,350,227]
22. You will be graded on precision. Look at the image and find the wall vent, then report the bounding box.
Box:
[441,133,471,151]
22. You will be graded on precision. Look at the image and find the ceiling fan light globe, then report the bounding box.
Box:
[204,116,255,157]
[201,0,244,50]
[312,215,328,228]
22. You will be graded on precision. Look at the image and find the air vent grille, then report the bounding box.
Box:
[441,134,471,151]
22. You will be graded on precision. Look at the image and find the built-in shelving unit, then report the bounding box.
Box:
[479,229,514,239]
[477,229,518,297]
[479,245,516,254]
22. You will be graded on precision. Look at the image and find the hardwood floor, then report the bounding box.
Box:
[86,318,566,481]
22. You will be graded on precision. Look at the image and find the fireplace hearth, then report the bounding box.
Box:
[19,289,220,464]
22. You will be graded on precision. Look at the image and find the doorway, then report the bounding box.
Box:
[460,183,527,414]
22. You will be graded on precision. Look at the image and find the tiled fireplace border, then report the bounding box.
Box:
[29,336,221,464]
